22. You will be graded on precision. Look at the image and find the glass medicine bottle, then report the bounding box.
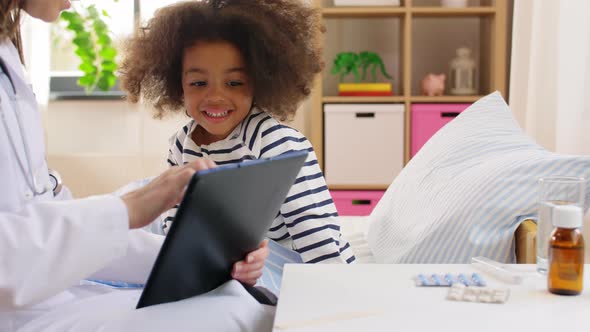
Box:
[548,205,585,295]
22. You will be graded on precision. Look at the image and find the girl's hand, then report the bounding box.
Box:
[231,239,269,286]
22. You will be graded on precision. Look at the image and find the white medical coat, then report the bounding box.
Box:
[0,41,273,331]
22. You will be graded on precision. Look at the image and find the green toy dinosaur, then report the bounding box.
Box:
[359,51,392,82]
[331,51,392,83]
[330,52,361,82]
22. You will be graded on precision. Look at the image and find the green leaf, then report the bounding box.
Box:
[78,30,91,39]
[62,11,84,30]
[97,34,112,45]
[102,10,110,18]
[99,47,117,60]
[93,20,108,34]
[78,62,97,74]
[60,11,75,20]
[60,11,83,24]
[78,74,96,87]
[72,36,92,49]
[101,60,117,71]
[87,5,99,18]
[96,72,117,91]
[75,48,96,61]
[66,22,84,31]
[101,70,114,77]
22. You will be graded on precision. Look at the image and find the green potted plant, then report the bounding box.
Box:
[56,2,118,93]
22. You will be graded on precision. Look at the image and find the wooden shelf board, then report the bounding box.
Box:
[322,7,407,18]
[328,184,390,190]
[322,95,482,103]
[323,96,406,103]
[322,6,495,18]
[410,95,483,103]
[411,7,496,17]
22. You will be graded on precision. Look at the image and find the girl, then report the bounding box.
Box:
[120,0,355,264]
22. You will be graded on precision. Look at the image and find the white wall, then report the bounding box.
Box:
[43,99,311,198]
[45,101,184,156]
[43,101,183,197]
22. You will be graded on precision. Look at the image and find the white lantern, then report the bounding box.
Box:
[441,0,468,8]
[449,47,477,95]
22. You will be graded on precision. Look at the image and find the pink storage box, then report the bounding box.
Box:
[331,190,385,216]
[410,103,470,157]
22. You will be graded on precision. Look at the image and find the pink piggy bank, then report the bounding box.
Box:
[421,73,446,96]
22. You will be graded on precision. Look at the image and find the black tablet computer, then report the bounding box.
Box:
[136,150,308,309]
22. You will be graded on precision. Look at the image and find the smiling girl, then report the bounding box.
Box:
[119,0,355,265]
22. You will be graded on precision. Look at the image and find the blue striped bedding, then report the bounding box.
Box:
[368,92,590,263]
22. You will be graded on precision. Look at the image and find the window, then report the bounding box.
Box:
[50,0,190,99]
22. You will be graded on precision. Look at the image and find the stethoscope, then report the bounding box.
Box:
[0,57,61,197]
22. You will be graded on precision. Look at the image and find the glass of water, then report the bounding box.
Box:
[536,176,585,274]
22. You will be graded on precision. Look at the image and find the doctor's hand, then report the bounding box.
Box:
[232,239,269,286]
[122,159,217,229]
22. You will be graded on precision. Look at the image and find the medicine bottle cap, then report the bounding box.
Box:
[552,205,583,228]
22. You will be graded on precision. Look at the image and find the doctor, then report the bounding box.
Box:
[0,0,271,331]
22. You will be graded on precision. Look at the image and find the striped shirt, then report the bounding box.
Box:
[164,109,355,264]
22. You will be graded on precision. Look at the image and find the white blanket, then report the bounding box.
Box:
[13,216,368,332]
[18,281,275,332]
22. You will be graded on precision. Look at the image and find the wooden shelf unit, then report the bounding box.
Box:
[311,0,509,190]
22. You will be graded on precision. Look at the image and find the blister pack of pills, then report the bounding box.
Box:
[446,284,510,304]
[414,273,486,287]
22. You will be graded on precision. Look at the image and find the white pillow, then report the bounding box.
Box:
[367,92,590,263]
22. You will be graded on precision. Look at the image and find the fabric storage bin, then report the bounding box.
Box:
[331,190,385,216]
[410,103,470,157]
[324,103,404,186]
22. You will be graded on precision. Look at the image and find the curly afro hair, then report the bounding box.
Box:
[119,0,324,121]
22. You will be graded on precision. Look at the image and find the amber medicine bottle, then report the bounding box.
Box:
[548,205,585,295]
